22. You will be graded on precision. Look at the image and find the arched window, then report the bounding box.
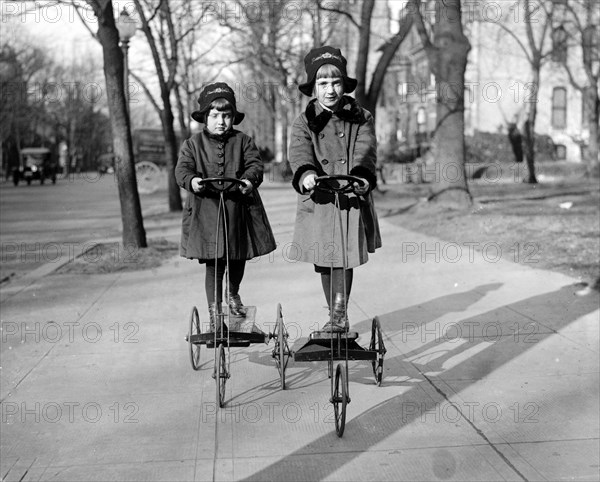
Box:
[552,25,568,63]
[552,87,567,129]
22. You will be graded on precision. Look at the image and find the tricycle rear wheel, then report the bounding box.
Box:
[369,316,386,386]
[188,306,201,370]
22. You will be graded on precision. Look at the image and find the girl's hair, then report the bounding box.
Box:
[209,97,234,113]
[316,64,343,80]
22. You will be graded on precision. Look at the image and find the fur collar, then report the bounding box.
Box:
[305,96,366,134]
[203,127,236,142]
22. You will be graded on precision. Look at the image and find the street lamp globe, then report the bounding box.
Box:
[116,8,137,43]
[116,7,137,109]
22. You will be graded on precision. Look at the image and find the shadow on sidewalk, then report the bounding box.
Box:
[240,283,599,481]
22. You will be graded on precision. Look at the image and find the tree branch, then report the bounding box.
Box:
[129,70,161,114]
[494,20,533,64]
[318,4,360,29]
[367,11,414,107]
[412,0,434,53]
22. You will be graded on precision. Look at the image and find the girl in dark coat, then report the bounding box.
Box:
[289,46,382,332]
[175,82,276,331]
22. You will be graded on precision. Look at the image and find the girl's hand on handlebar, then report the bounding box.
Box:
[353,177,369,195]
[191,177,205,193]
[302,173,317,191]
[239,179,253,195]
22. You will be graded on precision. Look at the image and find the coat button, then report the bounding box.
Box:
[337,132,345,137]
[322,159,329,165]
[319,133,324,139]
[340,159,346,164]
[218,143,224,149]
[217,152,224,158]
[218,170,224,176]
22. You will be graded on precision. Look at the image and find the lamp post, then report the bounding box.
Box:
[116,7,137,108]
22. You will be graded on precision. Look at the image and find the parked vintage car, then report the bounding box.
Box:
[13,147,57,186]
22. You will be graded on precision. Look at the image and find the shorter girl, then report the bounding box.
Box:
[175,82,276,332]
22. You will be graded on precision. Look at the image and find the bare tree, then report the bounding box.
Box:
[216,1,309,167]
[317,0,414,116]
[559,0,599,173]
[84,0,147,247]
[493,0,562,183]
[132,0,182,212]
[174,3,233,140]
[0,42,48,176]
[412,0,472,207]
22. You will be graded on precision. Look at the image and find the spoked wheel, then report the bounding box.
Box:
[135,161,162,194]
[332,363,348,437]
[188,306,201,370]
[369,316,386,386]
[216,343,228,407]
[272,303,291,389]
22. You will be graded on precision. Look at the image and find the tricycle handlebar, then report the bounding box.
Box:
[198,177,247,193]
[314,175,367,194]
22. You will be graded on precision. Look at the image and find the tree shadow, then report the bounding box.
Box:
[239,283,599,481]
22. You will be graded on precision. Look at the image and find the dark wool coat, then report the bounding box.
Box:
[175,128,276,262]
[289,96,382,269]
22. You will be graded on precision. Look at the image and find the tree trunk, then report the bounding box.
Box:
[174,83,190,140]
[354,0,375,106]
[363,13,414,117]
[585,85,600,175]
[523,66,539,184]
[134,0,182,212]
[280,98,289,165]
[428,0,472,208]
[92,0,146,247]
[160,96,183,212]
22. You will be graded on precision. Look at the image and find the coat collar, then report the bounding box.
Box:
[305,96,366,134]
[203,127,236,143]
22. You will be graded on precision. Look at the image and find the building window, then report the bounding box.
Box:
[552,25,568,63]
[552,87,567,129]
[582,88,591,127]
[555,144,567,160]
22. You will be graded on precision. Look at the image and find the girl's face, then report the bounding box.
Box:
[315,76,344,109]
[206,108,233,135]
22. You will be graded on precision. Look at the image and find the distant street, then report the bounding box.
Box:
[0,174,165,281]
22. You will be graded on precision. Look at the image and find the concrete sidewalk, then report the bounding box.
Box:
[1,184,599,481]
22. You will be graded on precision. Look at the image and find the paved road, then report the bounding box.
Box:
[1,178,599,481]
[0,175,167,282]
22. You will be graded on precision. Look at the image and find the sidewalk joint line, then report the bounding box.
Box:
[0,273,122,403]
[419,369,530,482]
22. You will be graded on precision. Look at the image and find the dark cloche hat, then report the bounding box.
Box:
[191,82,245,124]
[298,46,357,97]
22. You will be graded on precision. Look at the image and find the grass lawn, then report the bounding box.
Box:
[55,238,179,275]
[374,177,600,287]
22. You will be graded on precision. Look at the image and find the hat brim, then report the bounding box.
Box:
[191,110,245,125]
[298,76,357,97]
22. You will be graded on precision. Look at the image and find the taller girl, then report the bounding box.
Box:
[289,46,382,332]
